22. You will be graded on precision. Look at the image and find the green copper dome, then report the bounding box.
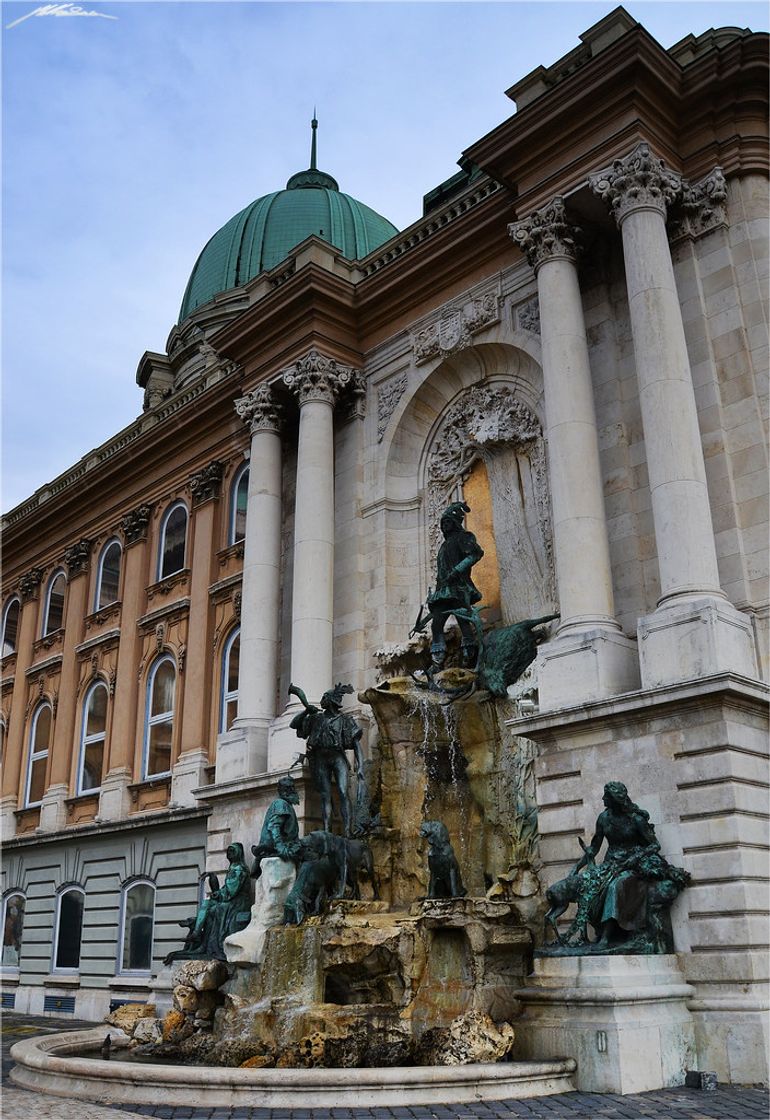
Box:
[179,122,398,322]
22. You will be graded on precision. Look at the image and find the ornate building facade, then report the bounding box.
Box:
[2,9,768,1082]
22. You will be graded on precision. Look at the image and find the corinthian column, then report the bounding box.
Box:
[216,385,283,782]
[509,199,638,708]
[590,143,757,686]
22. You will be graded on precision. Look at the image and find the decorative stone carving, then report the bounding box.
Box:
[19,567,44,601]
[234,384,283,434]
[589,142,682,224]
[282,350,359,406]
[122,504,153,546]
[155,623,165,653]
[377,373,408,442]
[516,298,541,335]
[412,290,500,364]
[189,460,224,506]
[64,538,93,577]
[509,197,580,269]
[669,167,728,241]
[233,590,242,620]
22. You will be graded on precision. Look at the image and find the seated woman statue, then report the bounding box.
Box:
[164,842,251,963]
[543,782,690,955]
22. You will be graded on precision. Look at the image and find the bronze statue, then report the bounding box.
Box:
[420,820,466,899]
[164,842,251,963]
[288,682,364,836]
[541,782,690,955]
[426,502,484,670]
[283,831,346,925]
[250,775,302,877]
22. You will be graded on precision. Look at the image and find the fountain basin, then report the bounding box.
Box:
[11,1027,577,1108]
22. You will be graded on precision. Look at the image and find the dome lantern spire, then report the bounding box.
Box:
[286,113,339,192]
[310,109,318,171]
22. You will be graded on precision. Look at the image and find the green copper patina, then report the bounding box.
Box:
[179,117,398,322]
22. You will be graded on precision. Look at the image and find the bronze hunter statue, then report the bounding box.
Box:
[541,782,691,956]
[288,681,364,836]
[425,501,484,670]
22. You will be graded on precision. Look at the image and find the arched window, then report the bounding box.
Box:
[158,503,188,580]
[53,886,85,971]
[95,540,122,610]
[230,465,249,545]
[220,628,240,733]
[2,892,26,969]
[144,656,175,778]
[1,598,20,657]
[77,682,108,794]
[25,702,52,807]
[119,880,155,973]
[43,571,66,635]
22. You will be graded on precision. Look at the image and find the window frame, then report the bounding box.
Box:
[94,538,122,611]
[77,681,109,795]
[24,701,52,808]
[229,464,249,546]
[42,570,67,636]
[1,890,26,973]
[1,596,21,657]
[220,627,240,733]
[142,654,176,780]
[51,884,85,974]
[117,878,155,976]
[157,501,188,581]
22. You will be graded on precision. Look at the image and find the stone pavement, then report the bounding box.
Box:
[2,1013,768,1120]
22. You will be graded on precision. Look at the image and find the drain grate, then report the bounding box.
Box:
[43,994,75,1013]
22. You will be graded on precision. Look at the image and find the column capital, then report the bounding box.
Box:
[121,503,154,546]
[670,167,728,241]
[590,142,682,225]
[508,197,580,271]
[282,349,360,407]
[19,567,44,602]
[234,384,284,434]
[188,459,225,506]
[64,538,93,578]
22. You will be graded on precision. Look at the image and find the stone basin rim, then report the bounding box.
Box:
[10,1028,578,1106]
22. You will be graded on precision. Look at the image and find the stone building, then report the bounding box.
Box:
[2,8,767,1083]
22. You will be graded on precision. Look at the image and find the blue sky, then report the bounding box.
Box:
[3,0,767,512]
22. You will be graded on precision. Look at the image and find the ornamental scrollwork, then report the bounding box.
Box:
[19,567,44,601]
[64,538,93,578]
[282,350,360,406]
[509,197,580,270]
[589,142,682,224]
[122,504,153,546]
[516,297,541,335]
[669,167,728,242]
[377,373,408,442]
[189,460,225,505]
[234,384,283,434]
[412,291,500,365]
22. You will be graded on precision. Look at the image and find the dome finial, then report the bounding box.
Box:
[310,110,318,171]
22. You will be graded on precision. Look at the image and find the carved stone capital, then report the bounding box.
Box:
[669,167,728,241]
[19,567,44,601]
[64,538,93,577]
[589,142,682,225]
[509,197,580,270]
[282,349,359,407]
[121,504,153,546]
[234,384,283,435]
[189,460,225,506]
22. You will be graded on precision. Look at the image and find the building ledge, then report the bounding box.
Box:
[45,973,80,988]
[3,803,210,849]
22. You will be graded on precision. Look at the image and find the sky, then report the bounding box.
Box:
[2,0,767,513]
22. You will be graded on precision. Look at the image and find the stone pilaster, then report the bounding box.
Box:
[509,198,638,708]
[590,144,757,686]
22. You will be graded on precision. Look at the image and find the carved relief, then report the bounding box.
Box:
[669,167,728,241]
[509,197,580,269]
[412,290,500,364]
[516,298,541,335]
[235,384,283,434]
[155,623,166,653]
[377,373,408,442]
[64,538,93,577]
[19,568,44,601]
[425,383,555,621]
[233,590,242,620]
[121,504,153,546]
[189,460,224,505]
[282,350,360,406]
[589,142,682,224]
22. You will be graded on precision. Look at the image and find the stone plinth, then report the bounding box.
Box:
[513,954,695,1093]
[225,857,296,966]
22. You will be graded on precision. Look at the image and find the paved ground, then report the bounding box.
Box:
[2,1013,767,1120]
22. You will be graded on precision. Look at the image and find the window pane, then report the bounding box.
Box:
[233,470,248,543]
[2,894,25,967]
[122,885,154,971]
[81,741,104,791]
[98,543,121,608]
[2,601,19,656]
[33,707,52,752]
[28,754,47,804]
[151,662,175,716]
[227,635,240,693]
[55,891,84,969]
[225,696,238,732]
[147,720,172,776]
[160,507,187,578]
[46,574,66,634]
[86,686,107,736]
